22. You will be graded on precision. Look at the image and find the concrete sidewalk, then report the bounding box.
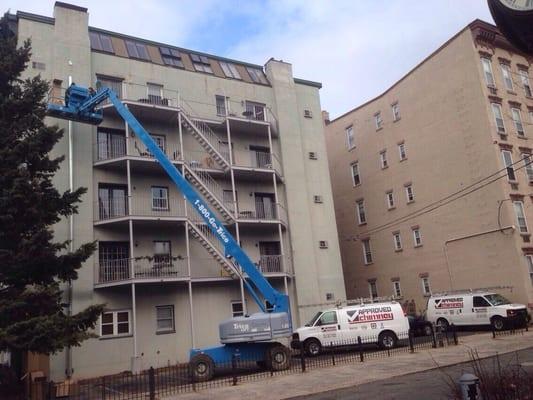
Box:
[162,331,533,400]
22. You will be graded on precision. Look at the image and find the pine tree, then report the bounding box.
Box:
[0,13,103,355]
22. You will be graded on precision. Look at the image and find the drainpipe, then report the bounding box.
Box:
[443,225,515,290]
[66,73,74,379]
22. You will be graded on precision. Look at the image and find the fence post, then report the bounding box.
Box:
[188,362,196,392]
[452,324,458,345]
[357,336,364,362]
[47,380,54,400]
[148,367,155,400]
[299,342,306,373]
[101,376,106,400]
[491,322,496,339]
[408,329,414,353]
[232,354,238,386]
[330,342,335,366]
[431,324,437,349]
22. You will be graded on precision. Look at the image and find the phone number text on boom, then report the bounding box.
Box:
[194,200,230,244]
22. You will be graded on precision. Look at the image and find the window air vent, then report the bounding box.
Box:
[304,109,313,118]
[309,152,317,160]
[319,241,328,249]
[314,195,323,203]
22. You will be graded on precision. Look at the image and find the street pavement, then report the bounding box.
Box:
[162,330,533,400]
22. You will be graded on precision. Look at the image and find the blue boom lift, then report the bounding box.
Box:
[47,84,292,381]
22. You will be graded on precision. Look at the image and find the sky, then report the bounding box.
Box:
[0,1,494,118]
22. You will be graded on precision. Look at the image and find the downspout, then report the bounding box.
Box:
[66,74,74,379]
[443,225,515,290]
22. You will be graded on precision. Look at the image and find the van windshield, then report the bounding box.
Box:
[485,294,511,306]
[305,312,322,327]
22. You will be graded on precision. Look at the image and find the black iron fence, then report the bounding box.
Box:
[492,317,529,338]
[6,327,459,400]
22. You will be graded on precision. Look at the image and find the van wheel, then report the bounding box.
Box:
[378,331,397,349]
[267,344,290,371]
[189,354,214,382]
[436,318,449,331]
[304,338,322,356]
[491,316,505,331]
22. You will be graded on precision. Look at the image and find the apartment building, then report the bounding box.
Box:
[14,2,345,380]
[325,20,533,315]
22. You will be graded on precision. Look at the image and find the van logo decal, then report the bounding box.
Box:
[346,306,394,324]
[435,298,463,309]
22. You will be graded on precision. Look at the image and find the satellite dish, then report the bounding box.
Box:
[488,0,533,55]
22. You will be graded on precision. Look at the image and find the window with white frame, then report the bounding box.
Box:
[346,126,355,149]
[500,64,514,90]
[393,280,402,298]
[393,232,402,251]
[522,153,533,182]
[511,108,525,136]
[351,162,360,186]
[97,75,123,99]
[526,255,533,285]
[215,95,227,116]
[386,191,395,209]
[513,201,529,233]
[405,185,414,203]
[501,150,516,181]
[380,151,388,169]
[398,143,407,160]
[374,112,383,130]
[368,281,378,299]
[421,277,431,296]
[156,305,175,333]
[356,200,366,225]
[100,310,131,337]
[231,301,244,317]
[530,110,533,125]
[362,239,373,265]
[520,69,532,97]
[219,61,241,79]
[151,186,169,210]
[413,228,422,247]
[153,241,171,267]
[492,103,506,133]
[481,58,495,86]
[147,83,163,105]
[392,103,400,121]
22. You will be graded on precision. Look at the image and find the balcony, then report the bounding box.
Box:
[236,203,288,226]
[95,257,188,287]
[257,255,284,274]
[232,150,283,179]
[94,195,186,225]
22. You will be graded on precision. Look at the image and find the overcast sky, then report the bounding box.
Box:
[1,1,494,118]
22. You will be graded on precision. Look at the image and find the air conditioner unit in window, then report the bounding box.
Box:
[319,241,328,249]
[314,195,323,203]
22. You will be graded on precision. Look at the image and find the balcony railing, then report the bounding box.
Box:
[237,202,288,224]
[96,257,188,284]
[93,136,181,163]
[257,255,283,274]
[94,195,186,222]
[232,150,283,176]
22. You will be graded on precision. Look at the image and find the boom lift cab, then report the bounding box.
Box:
[46,83,292,381]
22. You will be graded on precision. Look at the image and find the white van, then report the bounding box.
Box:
[290,302,409,356]
[426,291,528,331]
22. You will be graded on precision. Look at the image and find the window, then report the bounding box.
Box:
[393,281,402,298]
[386,191,395,209]
[368,281,378,299]
[392,103,400,121]
[526,255,533,285]
[351,162,360,186]
[97,128,126,160]
[481,58,495,86]
[231,301,244,317]
[492,103,506,133]
[159,47,183,68]
[519,69,532,97]
[215,95,227,116]
[246,67,268,84]
[346,126,355,149]
[125,40,150,60]
[101,310,131,337]
[97,75,122,99]
[473,296,491,308]
[530,110,533,125]
[393,232,402,251]
[513,201,528,233]
[501,150,516,181]
[151,134,166,154]
[398,143,407,160]
[244,101,266,121]
[317,311,337,326]
[511,108,525,136]
[356,200,366,224]
[380,151,388,168]
[500,64,514,90]
[405,185,414,203]
[156,305,175,333]
[421,277,431,296]
[147,83,163,105]
[151,186,169,210]
[98,184,127,219]
[362,239,373,265]
[374,112,383,130]
[190,54,213,73]
[153,241,171,267]
[522,153,533,182]
[89,32,114,53]
[413,228,422,247]
[220,61,241,79]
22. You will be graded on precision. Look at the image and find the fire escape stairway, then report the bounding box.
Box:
[180,111,230,172]
[186,204,239,279]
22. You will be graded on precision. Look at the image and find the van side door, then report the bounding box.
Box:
[472,296,491,325]
[315,310,340,346]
